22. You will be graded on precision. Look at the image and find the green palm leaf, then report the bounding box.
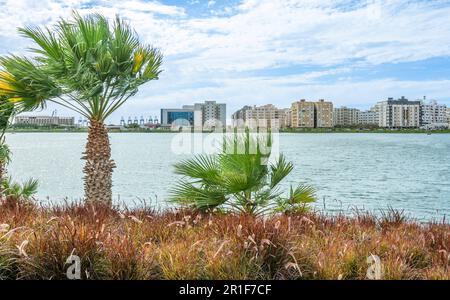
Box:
[270,155,294,189]
[174,155,221,184]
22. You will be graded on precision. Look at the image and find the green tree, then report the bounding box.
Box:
[170,131,316,216]
[0,12,163,205]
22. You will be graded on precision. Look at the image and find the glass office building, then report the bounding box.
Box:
[161,108,194,126]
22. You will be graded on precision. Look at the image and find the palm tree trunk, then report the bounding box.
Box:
[83,120,116,205]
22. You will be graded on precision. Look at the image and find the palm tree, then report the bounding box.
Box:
[0,12,163,205]
[170,131,316,215]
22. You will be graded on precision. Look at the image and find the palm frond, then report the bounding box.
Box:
[270,154,294,189]
[0,11,163,122]
[173,155,221,184]
[1,177,38,199]
[0,55,61,112]
[289,184,317,204]
[169,181,227,210]
[0,143,11,165]
[20,178,39,198]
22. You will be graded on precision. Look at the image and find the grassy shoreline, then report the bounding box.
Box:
[0,202,448,280]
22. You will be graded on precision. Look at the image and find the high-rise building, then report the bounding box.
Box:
[447,108,450,128]
[291,100,315,128]
[375,97,421,128]
[13,115,75,127]
[291,99,333,128]
[232,104,289,128]
[282,108,292,128]
[315,100,334,128]
[420,99,447,129]
[193,101,226,128]
[333,107,360,126]
[358,110,379,126]
[231,105,252,126]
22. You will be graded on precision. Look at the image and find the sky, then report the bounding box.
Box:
[1,0,450,123]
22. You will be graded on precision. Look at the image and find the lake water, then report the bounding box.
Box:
[5,132,450,222]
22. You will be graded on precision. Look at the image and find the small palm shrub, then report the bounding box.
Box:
[1,177,38,208]
[170,131,316,215]
[274,185,317,215]
[2,177,38,199]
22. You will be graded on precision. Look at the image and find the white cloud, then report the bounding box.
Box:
[1,0,450,122]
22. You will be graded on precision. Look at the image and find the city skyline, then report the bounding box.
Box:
[1,0,450,122]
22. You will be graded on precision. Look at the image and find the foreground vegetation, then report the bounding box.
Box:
[0,201,448,280]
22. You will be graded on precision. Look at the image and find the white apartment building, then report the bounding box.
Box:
[13,115,75,127]
[193,101,226,128]
[232,104,290,129]
[375,97,421,128]
[333,107,360,126]
[420,99,448,129]
[447,108,450,128]
[358,110,379,126]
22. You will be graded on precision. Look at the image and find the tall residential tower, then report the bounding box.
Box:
[291,99,333,128]
[375,97,421,128]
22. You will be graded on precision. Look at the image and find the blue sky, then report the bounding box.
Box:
[1,0,450,123]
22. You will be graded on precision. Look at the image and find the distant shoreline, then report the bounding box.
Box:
[6,128,450,134]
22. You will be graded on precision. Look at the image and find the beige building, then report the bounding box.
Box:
[231,105,252,127]
[232,104,289,129]
[291,100,315,128]
[333,107,360,126]
[13,115,75,127]
[291,99,333,128]
[375,97,421,128]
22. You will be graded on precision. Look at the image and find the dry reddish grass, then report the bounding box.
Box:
[0,201,448,280]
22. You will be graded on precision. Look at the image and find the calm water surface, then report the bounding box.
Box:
[6,132,450,221]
